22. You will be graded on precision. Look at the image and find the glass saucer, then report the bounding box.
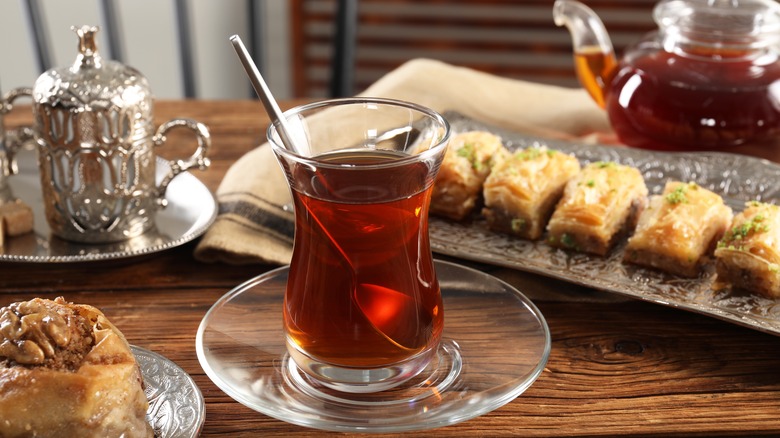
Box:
[196,259,551,433]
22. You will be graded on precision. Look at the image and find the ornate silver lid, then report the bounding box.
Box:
[31,25,153,143]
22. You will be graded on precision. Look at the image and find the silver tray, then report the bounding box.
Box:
[430,113,780,336]
[0,148,216,263]
[133,345,205,438]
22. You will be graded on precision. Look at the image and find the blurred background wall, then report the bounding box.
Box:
[0,0,655,100]
[0,0,290,99]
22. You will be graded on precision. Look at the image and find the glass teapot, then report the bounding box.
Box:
[554,0,780,152]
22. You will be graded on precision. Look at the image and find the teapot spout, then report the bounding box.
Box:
[553,0,617,108]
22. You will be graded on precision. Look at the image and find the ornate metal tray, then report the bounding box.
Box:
[430,113,780,336]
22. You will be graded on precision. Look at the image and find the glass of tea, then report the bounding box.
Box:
[267,98,450,393]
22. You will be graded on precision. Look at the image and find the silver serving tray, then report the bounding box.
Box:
[0,148,216,263]
[430,113,780,336]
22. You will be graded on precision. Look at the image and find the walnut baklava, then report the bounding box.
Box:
[0,297,153,438]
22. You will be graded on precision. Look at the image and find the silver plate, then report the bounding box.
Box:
[0,149,216,263]
[132,345,205,438]
[430,113,780,336]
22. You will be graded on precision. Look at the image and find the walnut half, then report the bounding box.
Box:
[0,297,73,365]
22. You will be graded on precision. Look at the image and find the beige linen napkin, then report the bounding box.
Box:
[193,58,610,266]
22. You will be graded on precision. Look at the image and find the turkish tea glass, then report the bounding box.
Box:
[268,98,450,393]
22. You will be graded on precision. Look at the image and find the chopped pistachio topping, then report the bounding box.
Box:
[722,214,770,243]
[718,203,773,251]
[560,233,576,248]
[456,142,474,158]
[665,182,698,205]
[666,187,687,204]
[514,147,542,161]
[510,146,559,164]
[518,146,560,160]
[511,218,526,233]
[595,161,616,169]
[456,142,484,171]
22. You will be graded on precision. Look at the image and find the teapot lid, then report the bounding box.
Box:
[32,25,152,112]
[655,0,780,48]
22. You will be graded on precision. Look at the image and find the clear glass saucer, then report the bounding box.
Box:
[196,259,551,433]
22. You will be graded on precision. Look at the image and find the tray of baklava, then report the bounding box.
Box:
[429,112,780,336]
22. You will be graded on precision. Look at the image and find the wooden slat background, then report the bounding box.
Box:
[290,0,658,98]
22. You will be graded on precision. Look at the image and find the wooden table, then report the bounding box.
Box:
[3,100,780,437]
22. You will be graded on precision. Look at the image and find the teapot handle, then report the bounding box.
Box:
[152,118,211,206]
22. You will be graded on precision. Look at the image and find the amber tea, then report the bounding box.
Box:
[574,46,617,109]
[285,150,443,367]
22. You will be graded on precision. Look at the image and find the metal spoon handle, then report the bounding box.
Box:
[229,35,302,154]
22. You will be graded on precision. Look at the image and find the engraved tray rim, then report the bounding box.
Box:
[132,345,205,438]
[430,113,780,337]
[0,149,217,263]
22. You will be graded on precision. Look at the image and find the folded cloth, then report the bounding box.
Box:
[193,58,611,266]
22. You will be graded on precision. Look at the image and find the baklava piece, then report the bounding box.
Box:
[623,181,732,277]
[0,297,153,438]
[547,161,648,255]
[715,201,780,298]
[482,146,580,240]
[430,130,509,220]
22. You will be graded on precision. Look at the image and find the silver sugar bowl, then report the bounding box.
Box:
[31,25,211,243]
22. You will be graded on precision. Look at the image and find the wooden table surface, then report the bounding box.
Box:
[3,100,780,437]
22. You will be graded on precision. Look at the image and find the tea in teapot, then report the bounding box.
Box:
[555,0,780,152]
